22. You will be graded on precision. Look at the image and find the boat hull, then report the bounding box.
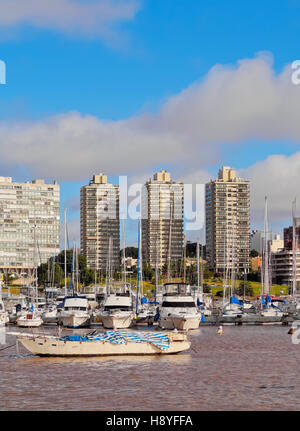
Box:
[17,335,191,356]
[101,314,133,329]
[0,312,9,326]
[171,315,200,330]
[42,311,58,324]
[158,317,175,330]
[60,313,91,328]
[16,316,43,328]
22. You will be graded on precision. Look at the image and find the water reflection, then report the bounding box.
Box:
[0,327,6,345]
[16,351,192,366]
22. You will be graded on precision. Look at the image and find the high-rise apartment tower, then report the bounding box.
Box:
[205,166,250,274]
[0,177,60,277]
[142,170,184,270]
[80,173,120,273]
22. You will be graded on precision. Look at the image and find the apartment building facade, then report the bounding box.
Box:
[0,177,60,277]
[271,249,300,288]
[283,218,300,250]
[142,170,184,269]
[80,173,120,273]
[205,166,250,274]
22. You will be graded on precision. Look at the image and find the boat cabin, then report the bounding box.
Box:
[62,296,89,312]
[162,283,192,296]
[103,294,132,311]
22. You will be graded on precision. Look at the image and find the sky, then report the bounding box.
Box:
[1,0,300,246]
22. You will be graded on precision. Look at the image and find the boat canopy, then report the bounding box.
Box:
[59,330,171,351]
[230,296,243,306]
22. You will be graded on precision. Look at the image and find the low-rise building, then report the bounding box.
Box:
[271,249,300,288]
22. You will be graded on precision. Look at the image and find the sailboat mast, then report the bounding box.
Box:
[183,234,186,284]
[75,241,79,293]
[155,234,159,303]
[200,243,204,296]
[136,220,141,315]
[167,199,173,282]
[69,244,75,296]
[107,237,113,295]
[223,226,227,306]
[122,219,126,287]
[34,216,38,309]
[64,208,67,295]
[263,197,270,296]
[197,242,200,296]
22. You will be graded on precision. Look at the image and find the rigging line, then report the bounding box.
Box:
[0,343,17,352]
[66,222,70,251]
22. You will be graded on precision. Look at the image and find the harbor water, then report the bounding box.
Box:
[0,324,300,411]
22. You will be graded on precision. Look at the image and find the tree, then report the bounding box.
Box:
[236,280,253,297]
[185,242,206,259]
[143,263,154,281]
[37,262,64,286]
[37,249,98,287]
[203,267,214,279]
[186,242,197,257]
[121,247,138,259]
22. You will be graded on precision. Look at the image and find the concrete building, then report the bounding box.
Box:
[80,173,120,273]
[270,234,284,253]
[142,170,184,269]
[271,222,300,289]
[0,177,60,277]
[205,166,250,274]
[284,218,300,250]
[271,249,300,288]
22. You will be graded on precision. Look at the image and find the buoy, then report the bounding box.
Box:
[217,325,223,335]
[288,327,295,335]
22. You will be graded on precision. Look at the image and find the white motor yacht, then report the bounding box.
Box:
[158,283,200,330]
[100,290,134,329]
[58,296,92,328]
[42,304,59,324]
[16,306,43,328]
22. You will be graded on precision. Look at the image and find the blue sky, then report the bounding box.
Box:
[1,0,300,246]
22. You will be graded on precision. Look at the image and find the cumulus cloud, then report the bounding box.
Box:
[239,152,300,226]
[0,0,140,43]
[1,52,300,184]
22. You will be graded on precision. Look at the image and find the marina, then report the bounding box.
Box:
[0,1,300,415]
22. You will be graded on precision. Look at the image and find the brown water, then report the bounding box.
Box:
[0,324,300,411]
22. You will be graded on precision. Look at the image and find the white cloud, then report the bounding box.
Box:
[239,152,300,227]
[1,52,300,184]
[0,0,140,43]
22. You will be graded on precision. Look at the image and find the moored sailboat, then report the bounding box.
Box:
[12,329,191,357]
